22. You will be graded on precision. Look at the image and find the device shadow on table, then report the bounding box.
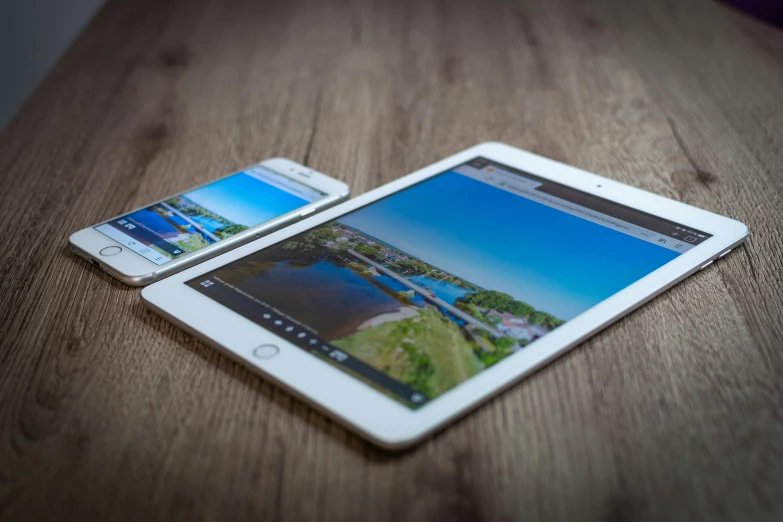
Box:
[63,245,412,459]
[129,295,417,461]
[63,244,138,291]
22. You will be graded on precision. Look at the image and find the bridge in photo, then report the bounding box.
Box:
[159,201,221,242]
[347,249,502,337]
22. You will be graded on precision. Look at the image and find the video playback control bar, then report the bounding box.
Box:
[189,276,430,408]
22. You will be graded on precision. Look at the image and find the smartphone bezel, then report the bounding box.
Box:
[141,142,749,449]
[68,158,350,285]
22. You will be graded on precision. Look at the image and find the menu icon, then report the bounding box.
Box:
[329,350,348,362]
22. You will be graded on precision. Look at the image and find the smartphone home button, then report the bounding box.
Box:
[253,344,279,359]
[99,246,122,256]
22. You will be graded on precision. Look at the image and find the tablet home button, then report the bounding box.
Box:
[99,246,122,256]
[253,344,280,359]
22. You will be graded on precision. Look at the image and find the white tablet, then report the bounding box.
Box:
[142,142,748,449]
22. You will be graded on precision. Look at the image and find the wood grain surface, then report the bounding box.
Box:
[1,0,782,520]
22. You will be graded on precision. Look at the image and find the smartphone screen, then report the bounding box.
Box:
[95,165,327,265]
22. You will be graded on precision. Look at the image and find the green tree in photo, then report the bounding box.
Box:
[492,336,515,351]
[400,344,436,397]
[391,259,430,276]
[474,337,515,366]
[304,226,338,246]
[282,240,301,250]
[528,311,565,330]
[214,224,249,239]
[458,290,535,318]
[353,243,382,258]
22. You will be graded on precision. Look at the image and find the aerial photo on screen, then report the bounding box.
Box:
[215,219,563,399]
[209,170,680,402]
[106,171,309,257]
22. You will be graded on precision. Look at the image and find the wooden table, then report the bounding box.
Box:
[2,0,782,520]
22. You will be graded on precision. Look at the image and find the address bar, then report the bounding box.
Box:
[525,190,633,232]
[454,164,691,253]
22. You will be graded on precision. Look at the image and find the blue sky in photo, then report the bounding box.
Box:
[338,171,679,320]
[185,172,308,226]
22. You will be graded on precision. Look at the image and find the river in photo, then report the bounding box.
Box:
[190,214,230,234]
[226,258,410,340]
[407,274,471,304]
[222,252,481,340]
[129,206,190,239]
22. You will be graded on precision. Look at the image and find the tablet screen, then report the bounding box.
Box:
[187,158,711,408]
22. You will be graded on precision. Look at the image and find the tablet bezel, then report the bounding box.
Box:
[141,142,748,449]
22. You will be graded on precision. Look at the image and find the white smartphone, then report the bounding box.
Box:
[69,158,350,285]
[141,142,748,449]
